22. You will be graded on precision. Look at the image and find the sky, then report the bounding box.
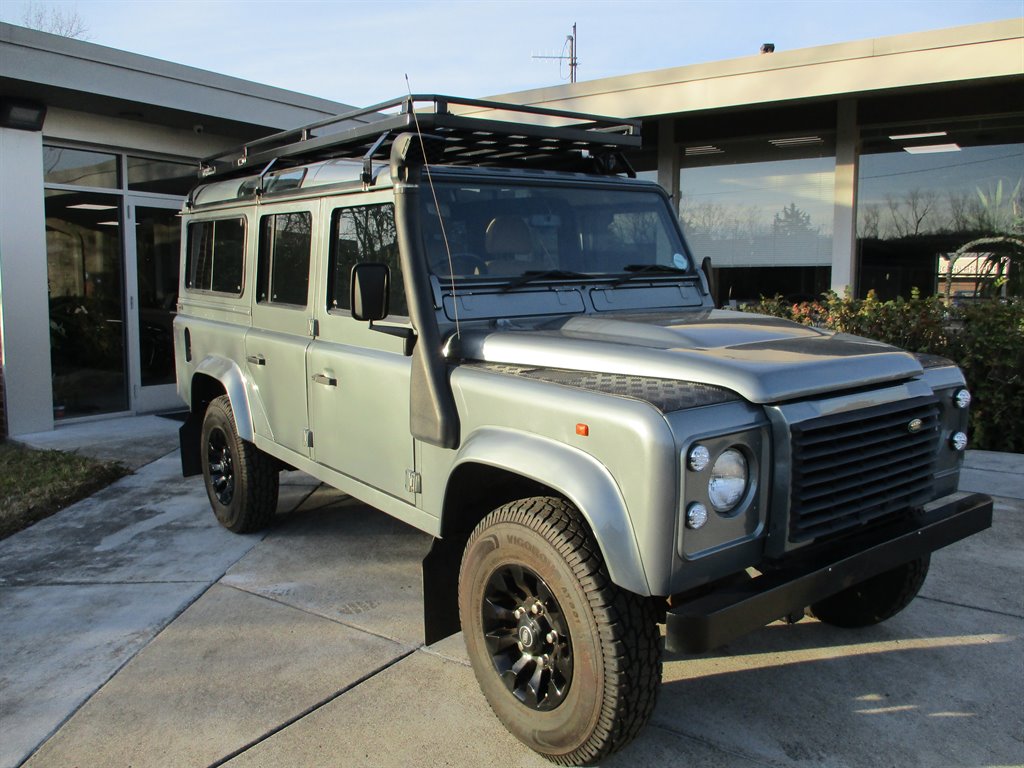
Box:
[2,0,1021,107]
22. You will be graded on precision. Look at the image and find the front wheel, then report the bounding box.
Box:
[811,555,930,628]
[458,497,661,765]
[200,395,279,533]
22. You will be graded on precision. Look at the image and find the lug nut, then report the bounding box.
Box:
[531,602,543,615]
[513,608,524,619]
[545,631,558,644]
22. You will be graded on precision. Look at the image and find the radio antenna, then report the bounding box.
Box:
[532,23,578,83]
[404,77,461,339]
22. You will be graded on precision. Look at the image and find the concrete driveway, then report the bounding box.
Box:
[1,418,1022,768]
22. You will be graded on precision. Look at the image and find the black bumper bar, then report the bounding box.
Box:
[665,493,993,654]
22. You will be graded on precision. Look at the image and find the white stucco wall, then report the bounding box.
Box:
[0,126,53,435]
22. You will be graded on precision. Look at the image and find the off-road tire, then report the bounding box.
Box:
[200,395,279,533]
[811,555,930,628]
[458,497,662,765]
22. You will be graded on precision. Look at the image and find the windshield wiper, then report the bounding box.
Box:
[499,270,590,293]
[610,263,691,287]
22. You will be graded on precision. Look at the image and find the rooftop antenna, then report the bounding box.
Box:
[532,23,578,83]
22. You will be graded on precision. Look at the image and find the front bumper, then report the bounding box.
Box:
[665,492,993,654]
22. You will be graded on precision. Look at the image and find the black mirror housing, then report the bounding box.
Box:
[351,263,390,321]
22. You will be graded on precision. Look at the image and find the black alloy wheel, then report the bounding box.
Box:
[482,563,573,711]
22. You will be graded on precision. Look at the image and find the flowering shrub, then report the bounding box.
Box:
[741,292,1024,453]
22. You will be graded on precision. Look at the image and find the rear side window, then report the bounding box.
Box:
[186,218,245,295]
[329,203,406,316]
[257,211,312,307]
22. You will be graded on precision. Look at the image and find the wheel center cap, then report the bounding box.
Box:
[518,625,535,647]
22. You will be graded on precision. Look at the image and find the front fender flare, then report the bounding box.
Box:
[451,427,651,596]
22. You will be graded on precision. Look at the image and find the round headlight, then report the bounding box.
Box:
[688,444,710,472]
[954,389,972,409]
[708,448,748,512]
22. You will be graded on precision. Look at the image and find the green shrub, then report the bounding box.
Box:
[741,292,1023,453]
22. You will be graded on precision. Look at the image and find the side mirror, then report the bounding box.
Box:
[350,262,390,322]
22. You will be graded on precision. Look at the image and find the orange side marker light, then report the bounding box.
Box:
[576,423,590,437]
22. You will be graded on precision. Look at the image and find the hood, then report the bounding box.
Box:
[448,310,923,403]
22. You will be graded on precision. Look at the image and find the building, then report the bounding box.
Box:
[1,19,1021,437]
[0,22,353,436]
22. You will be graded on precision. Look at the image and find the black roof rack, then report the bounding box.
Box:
[197,94,642,183]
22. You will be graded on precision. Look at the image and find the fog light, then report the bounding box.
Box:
[686,503,709,530]
[951,431,968,451]
[688,445,710,472]
[954,389,971,409]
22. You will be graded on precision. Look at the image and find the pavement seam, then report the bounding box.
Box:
[219,581,422,650]
[644,721,785,768]
[205,647,418,768]
[917,594,1024,621]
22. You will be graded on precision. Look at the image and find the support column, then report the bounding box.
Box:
[830,99,859,295]
[0,127,54,434]
[657,118,680,211]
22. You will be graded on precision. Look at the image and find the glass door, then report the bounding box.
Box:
[45,188,129,420]
[125,199,184,413]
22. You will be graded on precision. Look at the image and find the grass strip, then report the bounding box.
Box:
[0,441,128,540]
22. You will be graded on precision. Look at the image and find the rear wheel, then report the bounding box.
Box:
[811,555,930,628]
[458,497,661,765]
[200,395,278,533]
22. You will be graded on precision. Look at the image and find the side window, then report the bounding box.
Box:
[328,203,406,317]
[257,211,312,307]
[186,218,245,295]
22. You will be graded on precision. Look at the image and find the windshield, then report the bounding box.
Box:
[420,179,690,280]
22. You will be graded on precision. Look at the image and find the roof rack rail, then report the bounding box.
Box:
[197,94,642,183]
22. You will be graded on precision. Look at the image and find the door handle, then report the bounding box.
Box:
[312,373,337,387]
[246,354,266,366]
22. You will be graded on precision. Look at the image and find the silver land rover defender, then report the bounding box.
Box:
[174,95,993,765]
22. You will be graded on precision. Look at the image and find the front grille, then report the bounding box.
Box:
[789,396,939,543]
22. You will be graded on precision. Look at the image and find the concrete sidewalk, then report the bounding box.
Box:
[1,418,1022,767]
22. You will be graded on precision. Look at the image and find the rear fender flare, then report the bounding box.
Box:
[192,355,254,442]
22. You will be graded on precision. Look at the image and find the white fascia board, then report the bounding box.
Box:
[488,18,1024,117]
[0,22,352,129]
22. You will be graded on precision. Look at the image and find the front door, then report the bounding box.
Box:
[307,199,415,502]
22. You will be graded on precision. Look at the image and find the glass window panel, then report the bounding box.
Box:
[186,218,245,295]
[136,207,181,386]
[257,212,312,307]
[43,146,119,189]
[857,123,1024,300]
[329,204,406,316]
[679,155,836,269]
[127,156,197,195]
[44,190,127,417]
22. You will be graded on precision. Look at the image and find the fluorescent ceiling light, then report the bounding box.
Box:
[68,203,117,211]
[97,220,120,226]
[903,143,961,154]
[685,145,724,156]
[889,131,947,140]
[769,136,823,147]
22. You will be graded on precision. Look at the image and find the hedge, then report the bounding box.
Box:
[740,292,1024,453]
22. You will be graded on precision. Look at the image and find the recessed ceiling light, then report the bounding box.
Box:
[68,203,117,211]
[903,143,961,154]
[889,131,948,140]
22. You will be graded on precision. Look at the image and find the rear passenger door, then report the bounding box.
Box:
[307,198,416,502]
[245,206,315,456]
